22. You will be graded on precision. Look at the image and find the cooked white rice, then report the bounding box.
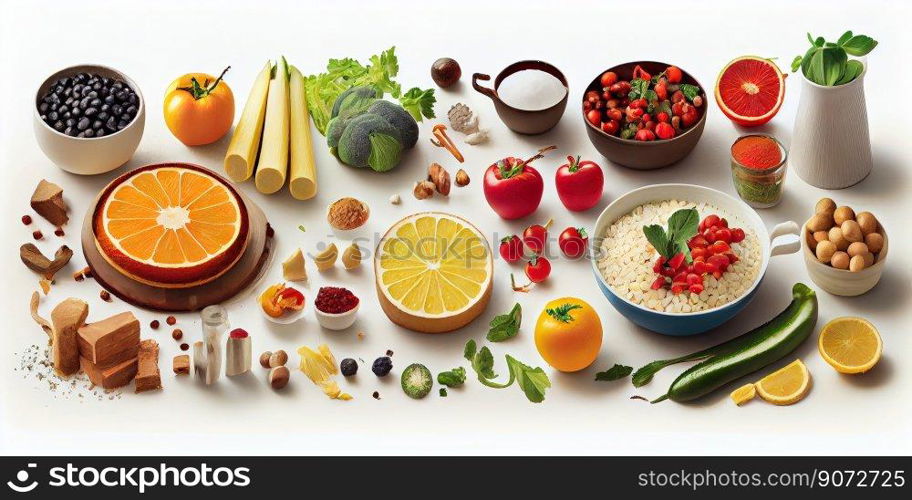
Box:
[597,199,762,313]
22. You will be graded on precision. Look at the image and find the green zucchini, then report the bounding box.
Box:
[633,283,818,403]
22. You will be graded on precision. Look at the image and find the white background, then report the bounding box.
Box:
[1,0,909,456]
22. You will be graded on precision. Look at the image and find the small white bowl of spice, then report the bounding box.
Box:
[313,286,360,331]
[802,198,888,296]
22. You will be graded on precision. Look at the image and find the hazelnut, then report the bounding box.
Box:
[413,180,435,200]
[833,206,855,225]
[827,226,849,251]
[455,169,470,187]
[172,328,183,341]
[841,220,863,243]
[856,211,878,235]
[815,198,837,215]
[269,366,290,389]
[259,351,273,368]
[849,254,866,272]
[847,241,869,258]
[831,251,850,270]
[815,240,836,263]
[806,213,833,233]
[864,232,884,254]
[269,350,288,368]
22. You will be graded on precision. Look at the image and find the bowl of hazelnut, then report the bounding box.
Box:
[802,198,888,296]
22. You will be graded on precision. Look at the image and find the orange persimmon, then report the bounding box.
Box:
[164,67,234,146]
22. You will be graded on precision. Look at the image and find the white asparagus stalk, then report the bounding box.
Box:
[288,65,318,200]
[255,57,290,194]
[225,61,272,182]
[225,334,251,376]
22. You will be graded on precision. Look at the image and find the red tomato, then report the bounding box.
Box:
[665,65,683,84]
[655,122,675,139]
[522,220,551,254]
[525,256,551,283]
[632,65,652,81]
[558,227,588,259]
[600,71,618,88]
[555,155,604,212]
[483,156,545,220]
[586,109,601,127]
[499,235,523,263]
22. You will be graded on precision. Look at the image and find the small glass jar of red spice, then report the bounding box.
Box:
[730,134,788,208]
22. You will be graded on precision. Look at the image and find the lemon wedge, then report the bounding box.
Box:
[729,384,757,406]
[818,317,883,374]
[754,359,811,406]
[374,212,492,333]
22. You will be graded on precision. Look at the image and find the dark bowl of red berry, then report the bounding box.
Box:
[33,64,145,175]
[582,61,707,170]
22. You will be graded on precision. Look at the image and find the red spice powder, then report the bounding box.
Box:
[732,136,782,170]
[315,287,359,314]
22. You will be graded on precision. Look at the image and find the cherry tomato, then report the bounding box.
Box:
[655,122,675,139]
[525,256,551,283]
[558,227,588,259]
[499,235,523,263]
[715,228,732,243]
[634,129,656,141]
[655,82,668,101]
[682,107,699,127]
[731,228,746,243]
[606,108,623,122]
[555,156,604,211]
[656,112,670,123]
[665,65,683,84]
[523,220,552,254]
[601,121,617,134]
[586,109,601,127]
[632,65,652,80]
[600,71,618,88]
[672,90,686,103]
[609,81,631,96]
[700,214,721,231]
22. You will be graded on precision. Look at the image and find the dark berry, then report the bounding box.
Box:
[340,358,358,377]
[371,356,392,377]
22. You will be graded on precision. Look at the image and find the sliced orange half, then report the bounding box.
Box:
[93,163,249,288]
[374,212,493,333]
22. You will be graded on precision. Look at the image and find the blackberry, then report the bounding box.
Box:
[371,356,393,377]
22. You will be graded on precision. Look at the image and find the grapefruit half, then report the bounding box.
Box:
[715,56,786,127]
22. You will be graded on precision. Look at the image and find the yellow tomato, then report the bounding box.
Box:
[164,67,234,146]
[534,297,602,372]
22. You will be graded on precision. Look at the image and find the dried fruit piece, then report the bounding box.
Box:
[30,179,68,226]
[341,243,362,270]
[282,248,308,281]
[314,243,338,271]
[20,244,72,279]
[428,163,451,195]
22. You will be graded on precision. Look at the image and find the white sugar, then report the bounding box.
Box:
[498,70,567,111]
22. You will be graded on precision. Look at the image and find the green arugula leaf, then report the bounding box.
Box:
[398,87,436,121]
[679,84,701,102]
[595,364,633,381]
[437,367,466,387]
[842,35,878,56]
[506,356,551,403]
[486,303,522,342]
[473,346,498,381]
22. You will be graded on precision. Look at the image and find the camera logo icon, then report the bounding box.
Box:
[6,463,38,493]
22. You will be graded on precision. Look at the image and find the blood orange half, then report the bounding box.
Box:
[715,56,786,127]
[93,163,249,288]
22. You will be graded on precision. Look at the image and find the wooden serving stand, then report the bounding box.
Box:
[81,189,274,312]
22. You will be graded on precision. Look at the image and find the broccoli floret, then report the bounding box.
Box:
[367,100,418,149]
[336,113,402,172]
[331,86,380,119]
[326,115,350,150]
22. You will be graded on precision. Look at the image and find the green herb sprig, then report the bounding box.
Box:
[463,340,551,403]
[595,364,633,381]
[642,208,699,262]
[791,31,877,86]
[486,303,522,342]
[437,367,466,388]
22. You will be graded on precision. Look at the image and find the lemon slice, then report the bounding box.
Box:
[375,212,492,333]
[755,359,811,406]
[818,317,883,374]
[729,383,757,406]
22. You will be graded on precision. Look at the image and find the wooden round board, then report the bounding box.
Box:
[81,173,274,312]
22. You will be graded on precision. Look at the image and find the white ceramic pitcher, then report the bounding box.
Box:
[791,63,873,189]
